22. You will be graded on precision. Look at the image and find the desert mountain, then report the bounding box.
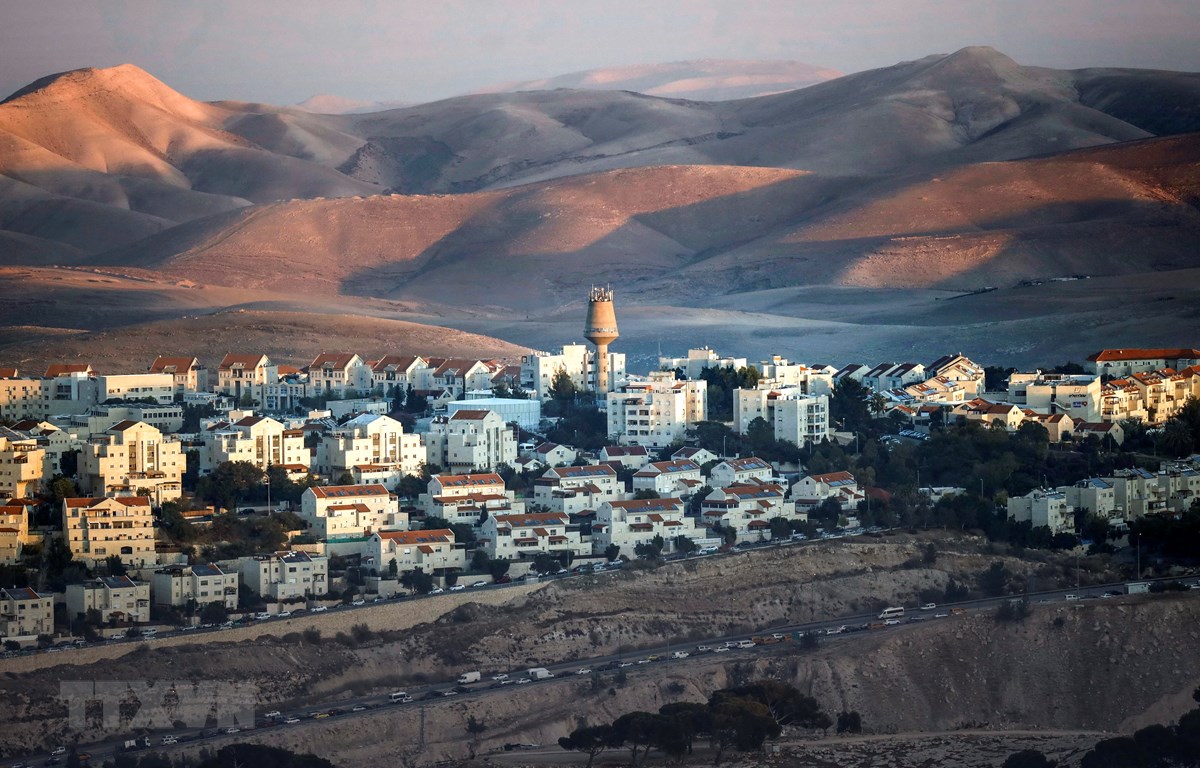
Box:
[293,94,411,115]
[470,58,842,101]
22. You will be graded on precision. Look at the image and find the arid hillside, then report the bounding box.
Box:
[1,534,1197,767]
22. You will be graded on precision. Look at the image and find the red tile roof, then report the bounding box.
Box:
[1088,348,1200,362]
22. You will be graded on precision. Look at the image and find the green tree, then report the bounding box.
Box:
[104,554,127,577]
[604,544,620,562]
[559,724,620,768]
[400,567,434,594]
[197,461,265,512]
[978,561,1010,597]
[674,536,698,556]
[836,711,863,734]
[549,368,579,401]
[768,517,791,541]
[633,489,659,500]
[488,558,511,580]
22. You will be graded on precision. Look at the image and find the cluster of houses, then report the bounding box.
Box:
[1,344,1198,642]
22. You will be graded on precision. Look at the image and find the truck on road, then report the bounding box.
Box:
[526,667,555,680]
[122,738,151,751]
[457,671,482,684]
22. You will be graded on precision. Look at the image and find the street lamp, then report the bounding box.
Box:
[263,471,272,515]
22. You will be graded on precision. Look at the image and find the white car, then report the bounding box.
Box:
[491,673,510,681]
[920,603,937,611]
[284,717,301,724]
[311,605,328,612]
[618,661,634,668]
[884,618,901,626]
[712,646,731,653]
[471,581,487,588]
[449,584,466,592]
[1065,594,1080,601]
[429,587,444,594]
[161,736,178,746]
[575,668,591,675]
[695,645,712,653]
[825,626,846,635]
[277,610,292,618]
[351,599,366,606]
[516,678,532,684]
[51,748,67,757]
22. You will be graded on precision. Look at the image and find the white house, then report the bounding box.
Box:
[1007,490,1073,534]
[425,409,517,473]
[533,464,626,515]
[317,413,423,485]
[607,372,706,449]
[307,353,373,398]
[368,528,465,577]
[300,484,406,540]
[420,473,519,525]
[792,471,862,512]
[600,445,652,470]
[592,497,701,556]
[709,457,775,490]
[150,563,239,610]
[238,551,329,600]
[700,482,796,541]
[479,512,587,560]
[632,459,705,497]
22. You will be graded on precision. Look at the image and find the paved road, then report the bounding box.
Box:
[4,571,1195,768]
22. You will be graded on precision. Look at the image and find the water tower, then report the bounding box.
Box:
[584,285,619,395]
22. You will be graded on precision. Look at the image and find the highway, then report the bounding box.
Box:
[3,570,1196,768]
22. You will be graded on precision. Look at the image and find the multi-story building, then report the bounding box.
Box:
[149,356,206,394]
[532,442,577,467]
[0,375,46,422]
[216,354,272,403]
[926,354,985,398]
[316,413,423,485]
[607,372,707,448]
[300,484,406,540]
[950,399,1027,431]
[1007,490,1073,534]
[0,432,44,498]
[533,464,626,515]
[416,359,498,399]
[1062,478,1118,520]
[307,353,373,398]
[0,587,54,638]
[479,512,586,560]
[368,355,427,393]
[1087,348,1200,378]
[97,374,176,405]
[420,473,519,525]
[591,498,700,556]
[700,482,795,541]
[754,357,836,395]
[521,343,626,400]
[792,471,862,512]
[62,496,156,567]
[261,365,310,413]
[709,457,775,489]
[632,459,704,497]
[1105,468,1167,518]
[367,528,465,577]
[10,421,79,478]
[599,445,651,470]
[657,348,747,381]
[66,576,151,623]
[734,387,830,445]
[425,409,517,473]
[81,404,184,435]
[1127,368,1199,425]
[862,363,926,392]
[1007,372,1101,423]
[239,551,328,600]
[150,564,239,610]
[0,501,32,564]
[78,420,183,502]
[202,415,308,474]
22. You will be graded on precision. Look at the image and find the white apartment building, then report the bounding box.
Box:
[0,376,47,422]
[62,496,156,567]
[239,551,329,600]
[861,362,926,392]
[1007,372,1102,423]
[216,354,272,403]
[79,420,183,502]
[81,404,184,435]
[421,474,518,525]
[448,397,542,431]
[632,459,704,497]
[368,528,465,577]
[0,502,32,565]
[533,442,577,467]
[425,409,517,473]
[709,457,775,489]
[1105,468,1168,518]
[792,471,862,512]
[658,348,747,380]
[368,355,427,392]
[66,576,151,623]
[97,373,176,405]
[533,464,626,515]
[734,386,829,445]
[300,484,406,540]
[0,587,54,638]
[317,413,423,485]
[1007,490,1073,534]
[203,415,307,474]
[416,359,497,398]
[480,512,587,560]
[700,482,796,541]
[755,357,835,395]
[1087,348,1200,378]
[591,498,700,555]
[521,343,626,400]
[926,354,985,398]
[308,353,373,397]
[1062,478,1118,520]
[262,365,310,413]
[149,356,205,394]
[607,372,707,449]
[599,445,651,470]
[0,433,44,498]
[150,563,239,610]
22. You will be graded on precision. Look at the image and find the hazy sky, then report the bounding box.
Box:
[2,0,1198,104]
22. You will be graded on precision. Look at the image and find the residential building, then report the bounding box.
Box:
[1105,468,1168,518]
[734,387,829,445]
[425,409,517,473]
[1127,368,1198,424]
[632,459,704,497]
[1063,478,1118,520]
[534,464,626,515]
[317,413,423,485]
[62,496,156,567]
[709,457,775,489]
[0,503,30,564]
[97,373,176,406]
[420,473,518,525]
[11,421,79,478]
[521,343,626,400]
[308,353,372,398]
[0,587,54,638]
[262,365,310,413]
[42,368,100,416]
[1074,421,1125,446]
[216,354,272,403]
[479,512,586,560]
[1087,348,1200,378]
[700,482,795,540]
[300,484,406,540]
[1100,379,1147,423]
[0,376,47,422]
[658,348,747,380]
[416,358,497,398]
[607,372,707,448]
[82,404,184,435]
[1007,372,1101,423]
[600,445,651,470]
[672,446,718,466]
[367,528,465,577]
[533,442,577,467]
[862,362,926,392]
[66,576,151,623]
[78,420,183,502]
[755,357,835,395]
[0,432,44,498]
[448,397,541,431]
[203,415,307,474]
[792,471,862,512]
[149,356,205,394]
[1022,412,1075,443]
[1007,490,1073,534]
[239,551,329,600]
[150,564,239,610]
[951,399,1026,431]
[368,355,427,393]
[926,354,985,398]
[591,498,700,555]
